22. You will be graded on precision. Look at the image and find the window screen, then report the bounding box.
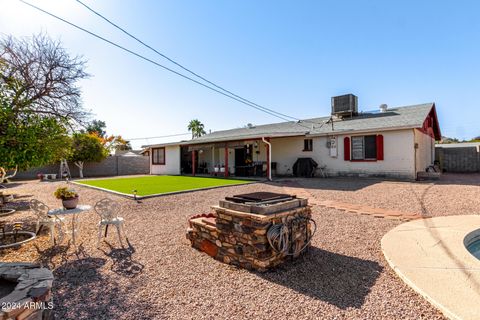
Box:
[351,135,377,160]
[351,136,364,160]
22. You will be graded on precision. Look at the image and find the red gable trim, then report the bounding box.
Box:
[418,104,441,140]
[430,104,442,140]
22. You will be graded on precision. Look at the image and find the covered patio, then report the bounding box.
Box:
[181,138,272,180]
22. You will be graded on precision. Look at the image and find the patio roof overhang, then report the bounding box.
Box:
[182,132,306,150]
[142,132,307,150]
[187,140,259,151]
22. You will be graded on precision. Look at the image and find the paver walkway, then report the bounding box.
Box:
[281,180,429,221]
[317,200,428,221]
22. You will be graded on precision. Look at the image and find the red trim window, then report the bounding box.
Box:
[349,135,384,161]
[152,147,166,165]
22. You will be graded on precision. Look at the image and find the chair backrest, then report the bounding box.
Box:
[30,199,50,219]
[94,198,119,221]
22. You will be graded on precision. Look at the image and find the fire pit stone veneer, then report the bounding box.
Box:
[187,193,313,271]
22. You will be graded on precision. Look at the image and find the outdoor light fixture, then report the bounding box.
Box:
[13,222,22,242]
[133,190,137,201]
[0,221,5,239]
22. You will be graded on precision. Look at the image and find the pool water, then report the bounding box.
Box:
[467,239,480,260]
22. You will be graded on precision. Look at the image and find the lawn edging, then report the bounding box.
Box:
[71,179,260,200]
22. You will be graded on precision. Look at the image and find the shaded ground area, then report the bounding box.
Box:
[258,247,382,309]
[0,279,16,299]
[1,174,475,319]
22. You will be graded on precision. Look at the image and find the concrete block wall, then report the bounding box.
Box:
[436,147,480,173]
[14,155,149,180]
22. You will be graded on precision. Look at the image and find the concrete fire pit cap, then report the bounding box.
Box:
[211,205,312,222]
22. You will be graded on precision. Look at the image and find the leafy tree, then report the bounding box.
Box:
[0,100,71,182]
[0,33,89,180]
[85,120,132,152]
[110,135,132,152]
[439,136,461,144]
[86,120,107,137]
[91,132,132,152]
[69,133,108,178]
[187,119,206,139]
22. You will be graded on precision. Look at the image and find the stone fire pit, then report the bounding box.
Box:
[187,192,315,271]
[0,263,53,320]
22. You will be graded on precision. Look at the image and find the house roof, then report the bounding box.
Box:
[143,102,439,148]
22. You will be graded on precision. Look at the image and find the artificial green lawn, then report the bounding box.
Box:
[76,175,252,196]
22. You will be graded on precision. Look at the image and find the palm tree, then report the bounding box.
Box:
[188,119,206,139]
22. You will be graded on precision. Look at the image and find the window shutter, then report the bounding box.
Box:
[376,134,384,160]
[344,137,350,161]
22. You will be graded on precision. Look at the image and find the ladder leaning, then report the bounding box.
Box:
[59,159,71,180]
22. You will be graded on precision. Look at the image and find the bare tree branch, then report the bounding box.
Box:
[0,33,91,126]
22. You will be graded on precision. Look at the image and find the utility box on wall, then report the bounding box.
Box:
[329,136,338,157]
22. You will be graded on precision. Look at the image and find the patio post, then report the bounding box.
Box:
[262,137,272,181]
[224,147,229,177]
[212,146,215,173]
[192,150,196,176]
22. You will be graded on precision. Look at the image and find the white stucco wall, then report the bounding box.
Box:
[150,145,181,175]
[271,130,416,179]
[414,129,435,173]
[146,130,431,179]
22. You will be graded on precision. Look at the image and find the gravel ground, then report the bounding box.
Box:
[296,173,480,217]
[1,174,476,319]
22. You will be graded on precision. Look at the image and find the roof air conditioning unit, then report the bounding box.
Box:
[331,94,358,118]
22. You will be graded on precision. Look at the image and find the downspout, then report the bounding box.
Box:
[262,137,272,181]
[413,129,417,180]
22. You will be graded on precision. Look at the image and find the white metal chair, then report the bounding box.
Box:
[30,199,65,244]
[94,198,125,247]
[317,164,327,178]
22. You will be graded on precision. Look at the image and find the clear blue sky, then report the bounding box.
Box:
[1,0,479,148]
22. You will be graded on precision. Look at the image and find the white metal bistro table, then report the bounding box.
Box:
[48,205,91,245]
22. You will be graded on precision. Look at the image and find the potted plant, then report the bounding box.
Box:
[54,187,79,209]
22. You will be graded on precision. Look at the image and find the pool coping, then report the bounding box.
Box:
[381,215,480,320]
[71,178,261,200]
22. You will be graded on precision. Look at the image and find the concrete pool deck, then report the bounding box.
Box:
[382,215,480,320]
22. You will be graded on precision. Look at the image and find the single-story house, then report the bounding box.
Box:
[143,95,441,180]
